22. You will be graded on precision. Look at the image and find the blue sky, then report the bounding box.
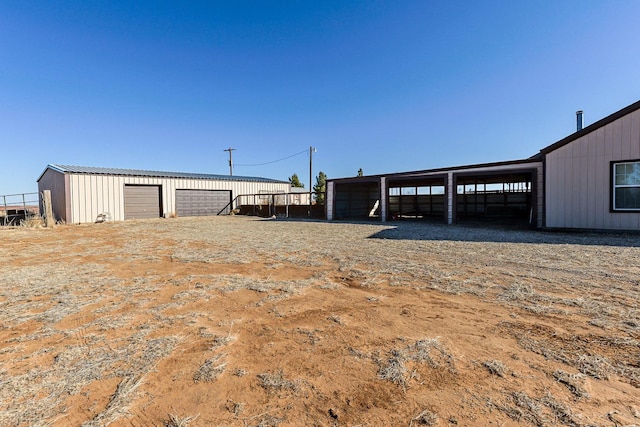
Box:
[1,1,640,195]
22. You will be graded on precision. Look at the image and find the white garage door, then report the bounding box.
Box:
[124,185,161,219]
[175,189,231,217]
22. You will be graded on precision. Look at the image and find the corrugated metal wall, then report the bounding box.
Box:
[67,174,290,223]
[37,169,69,223]
[545,109,640,230]
[333,182,380,219]
[535,163,544,228]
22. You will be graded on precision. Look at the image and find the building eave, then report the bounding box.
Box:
[328,157,542,184]
[540,99,640,155]
[39,164,288,184]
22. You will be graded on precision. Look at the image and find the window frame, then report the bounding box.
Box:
[611,159,640,212]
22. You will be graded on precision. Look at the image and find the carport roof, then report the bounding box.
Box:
[38,164,288,184]
[328,156,542,184]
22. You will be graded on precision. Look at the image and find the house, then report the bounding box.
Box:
[542,101,640,230]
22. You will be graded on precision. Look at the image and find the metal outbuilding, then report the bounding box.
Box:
[327,99,640,232]
[37,165,290,224]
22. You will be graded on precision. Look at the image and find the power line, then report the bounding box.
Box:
[234,149,309,167]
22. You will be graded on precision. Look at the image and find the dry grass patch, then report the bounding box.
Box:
[499,321,640,387]
[377,337,455,391]
[483,359,507,378]
[257,369,298,392]
[410,409,439,426]
[165,413,199,427]
[491,391,587,427]
[553,370,589,399]
[3,217,640,426]
[193,353,227,383]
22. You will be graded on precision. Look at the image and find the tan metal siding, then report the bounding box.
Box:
[545,108,640,230]
[90,175,98,221]
[115,176,125,220]
[71,175,83,223]
[72,176,79,223]
[71,174,100,224]
[594,131,606,229]
[62,172,290,223]
[586,133,597,228]
[37,168,68,223]
[96,175,105,219]
[576,141,586,227]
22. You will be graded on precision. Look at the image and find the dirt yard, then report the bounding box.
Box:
[1,217,639,426]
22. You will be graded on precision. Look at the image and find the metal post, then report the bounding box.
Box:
[447,172,454,225]
[308,146,316,217]
[380,177,386,222]
[576,110,583,131]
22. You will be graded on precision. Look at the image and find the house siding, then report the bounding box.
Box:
[545,108,640,230]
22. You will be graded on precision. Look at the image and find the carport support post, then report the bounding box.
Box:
[286,193,289,218]
[447,172,454,225]
[380,177,386,222]
[326,182,334,220]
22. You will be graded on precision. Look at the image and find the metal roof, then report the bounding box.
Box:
[40,164,288,184]
[327,157,542,184]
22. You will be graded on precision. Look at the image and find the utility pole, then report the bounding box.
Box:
[309,146,316,217]
[223,147,235,176]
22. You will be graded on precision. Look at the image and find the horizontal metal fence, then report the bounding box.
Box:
[0,192,40,226]
[220,192,326,219]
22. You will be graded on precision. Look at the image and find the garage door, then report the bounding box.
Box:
[175,189,231,217]
[124,185,161,219]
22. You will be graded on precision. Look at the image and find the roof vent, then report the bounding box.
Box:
[576,110,583,131]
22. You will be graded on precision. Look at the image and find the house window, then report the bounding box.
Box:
[612,161,640,211]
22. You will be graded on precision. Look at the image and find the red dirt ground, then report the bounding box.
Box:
[1,217,639,426]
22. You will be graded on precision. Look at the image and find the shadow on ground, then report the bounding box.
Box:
[367,221,640,247]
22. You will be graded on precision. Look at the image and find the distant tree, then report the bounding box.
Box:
[357,168,364,177]
[289,173,304,188]
[313,171,327,205]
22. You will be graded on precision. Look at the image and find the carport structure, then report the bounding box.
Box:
[327,157,543,227]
